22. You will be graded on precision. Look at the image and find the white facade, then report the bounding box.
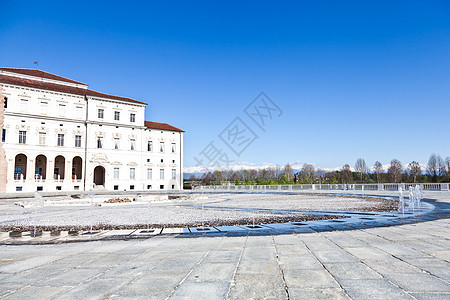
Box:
[0,68,183,192]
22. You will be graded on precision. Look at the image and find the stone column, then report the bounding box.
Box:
[27,158,34,183]
[65,159,72,184]
[7,158,14,186]
[0,85,7,192]
[47,159,54,183]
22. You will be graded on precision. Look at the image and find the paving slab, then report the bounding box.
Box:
[288,287,350,300]
[185,262,236,282]
[2,286,69,300]
[227,274,287,300]
[313,250,359,263]
[170,282,229,299]
[113,271,186,297]
[410,292,450,300]
[237,260,280,275]
[323,262,382,280]
[383,272,450,293]
[337,278,413,299]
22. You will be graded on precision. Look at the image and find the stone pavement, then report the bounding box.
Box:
[0,192,449,299]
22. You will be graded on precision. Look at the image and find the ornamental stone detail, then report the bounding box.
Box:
[90,153,109,164]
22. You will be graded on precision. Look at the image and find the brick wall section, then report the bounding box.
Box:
[0,85,6,192]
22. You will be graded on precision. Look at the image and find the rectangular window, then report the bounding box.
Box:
[75,135,82,147]
[160,169,164,180]
[76,106,83,119]
[58,104,66,116]
[19,131,26,144]
[130,113,135,122]
[20,99,28,112]
[114,185,119,190]
[97,136,103,148]
[114,168,119,179]
[114,138,119,149]
[172,169,176,180]
[172,143,176,153]
[40,101,48,114]
[39,132,46,145]
[98,109,104,119]
[147,141,153,151]
[160,142,164,153]
[130,139,135,151]
[4,97,7,108]
[57,134,64,146]
[2,129,5,143]
[114,111,120,121]
[130,168,135,180]
[147,168,152,180]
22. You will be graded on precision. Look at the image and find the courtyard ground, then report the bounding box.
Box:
[0,191,448,299]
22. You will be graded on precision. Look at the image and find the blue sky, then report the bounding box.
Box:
[1,1,449,171]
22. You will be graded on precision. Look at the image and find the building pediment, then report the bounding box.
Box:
[36,126,49,134]
[73,129,83,136]
[55,128,67,134]
[94,131,106,137]
[16,124,30,132]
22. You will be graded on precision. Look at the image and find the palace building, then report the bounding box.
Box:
[0,67,184,193]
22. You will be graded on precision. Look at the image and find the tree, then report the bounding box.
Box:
[388,159,403,183]
[446,157,450,175]
[315,168,326,184]
[283,163,294,181]
[427,154,439,182]
[373,161,383,183]
[408,161,421,182]
[201,172,213,185]
[355,158,367,182]
[212,170,225,184]
[437,155,446,177]
[260,169,269,181]
[341,164,352,184]
[299,164,315,183]
[230,171,240,183]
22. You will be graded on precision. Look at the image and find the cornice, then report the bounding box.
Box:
[5,112,86,124]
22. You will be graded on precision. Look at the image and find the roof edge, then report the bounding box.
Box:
[144,121,184,132]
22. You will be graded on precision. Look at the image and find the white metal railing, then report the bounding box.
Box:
[194,183,450,192]
[14,173,25,181]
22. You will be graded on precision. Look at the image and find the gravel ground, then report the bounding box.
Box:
[0,193,396,231]
[200,193,397,211]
